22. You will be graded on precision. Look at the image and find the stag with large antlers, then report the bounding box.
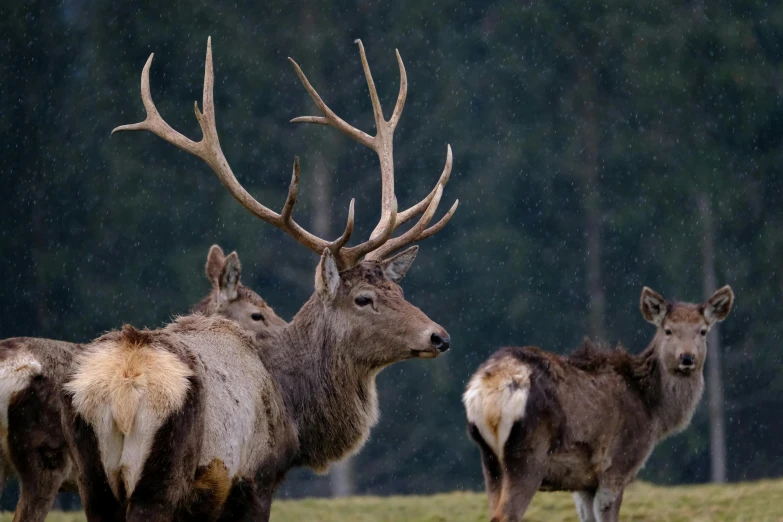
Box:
[0,246,284,522]
[62,39,457,522]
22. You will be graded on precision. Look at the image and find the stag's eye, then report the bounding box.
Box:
[251,313,264,322]
[664,329,672,336]
[700,328,707,336]
[354,296,373,308]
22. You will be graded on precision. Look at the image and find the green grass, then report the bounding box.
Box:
[9,479,783,522]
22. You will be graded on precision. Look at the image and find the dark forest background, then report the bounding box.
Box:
[1,0,782,507]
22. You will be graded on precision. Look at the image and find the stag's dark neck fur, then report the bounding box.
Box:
[261,295,379,472]
[569,337,704,438]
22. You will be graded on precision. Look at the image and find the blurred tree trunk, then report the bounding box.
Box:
[578,67,606,342]
[297,9,356,490]
[699,194,727,483]
[310,151,356,497]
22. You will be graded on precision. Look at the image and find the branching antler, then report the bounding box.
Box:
[112,37,398,269]
[289,39,458,259]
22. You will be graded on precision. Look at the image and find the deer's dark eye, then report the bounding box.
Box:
[700,329,707,336]
[665,329,672,336]
[354,296,373,307]
[251,313,264,322]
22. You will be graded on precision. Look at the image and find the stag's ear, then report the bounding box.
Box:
[640,286,667,326]
[315,249,340,303]
[206,245,226,286]
[704,285,734,325]
[217,252,241,303]
[381,246,419,283]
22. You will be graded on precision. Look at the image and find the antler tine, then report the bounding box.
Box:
[111,54,201,157]
[113,38,358,266]
[366,184,446,261]
[288,58,374,148]
[332,199,356,253]
[280,157,301,224]
[389,49,407,130]
[418,199,459,241]
[396,144,453,226]
[355,39,386,136]
[341,197,399,267]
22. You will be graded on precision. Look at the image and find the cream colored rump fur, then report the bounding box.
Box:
[463,355,531,461]
[65,327,193,498]
[0,352,43,429]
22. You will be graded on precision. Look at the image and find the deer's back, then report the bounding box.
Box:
[168,317,293,478]
[465,345,656,492]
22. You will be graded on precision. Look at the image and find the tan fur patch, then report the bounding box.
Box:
[0,353,42,429]
[463,355,532,461]
[66,328,193,434]
[66,326,194,498]
[665,303,703,324]
[193,459,231,519]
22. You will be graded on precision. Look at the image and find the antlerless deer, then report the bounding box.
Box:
[63,39,457,522]
[0,245,284,522]
[464,286,734,522]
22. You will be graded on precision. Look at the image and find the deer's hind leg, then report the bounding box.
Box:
[593,486,625,522]
[126,379,204,522]
[491,421,549,522]
[9,377,71,522]
[59,388,123,522]
[573,490,597,522]
[469,423,503,514]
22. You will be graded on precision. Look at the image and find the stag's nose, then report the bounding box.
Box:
[680,353,695,367]
[430,331,451,352]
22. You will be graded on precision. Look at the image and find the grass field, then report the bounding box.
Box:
[7,479,783,521]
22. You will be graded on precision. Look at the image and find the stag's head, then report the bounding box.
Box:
[314,246,450,366]
[193,245,287,337]
[113,38,457,365]
[640,285,734,376]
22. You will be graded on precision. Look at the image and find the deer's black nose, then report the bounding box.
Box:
[680,353,695,366]
[430,333,450,352]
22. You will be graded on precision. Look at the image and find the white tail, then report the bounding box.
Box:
[66,326,193,496]
[463,355,531,460]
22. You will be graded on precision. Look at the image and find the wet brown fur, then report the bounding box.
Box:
[65,251,449,522]
[0,246,282,522]
[465,287,733,522]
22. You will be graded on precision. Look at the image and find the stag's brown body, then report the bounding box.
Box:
[62,38,457,522]
[464,286,734,522]
[0,246,282,522]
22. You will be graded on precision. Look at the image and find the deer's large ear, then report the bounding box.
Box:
[640,286,667,326]
[206,245,226,286]
[218,252,241,303]
[315,249,340,303]
[381,246,418,283]
[704,285,734,325]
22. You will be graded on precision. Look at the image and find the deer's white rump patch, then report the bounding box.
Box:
[66,334,193,497]
[463,356,531,461]
[0,353,43,429]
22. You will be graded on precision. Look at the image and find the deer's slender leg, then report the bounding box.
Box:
[492,431,548,522]
[12,469,64,522]
[9,377,69,522]
[59,396,122,522]
[593,485,624,522]
[217,477,280,522]
[573,490,597,522]
[127,382,204,522]
[469,424,503,514]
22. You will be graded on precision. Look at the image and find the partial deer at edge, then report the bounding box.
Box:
[0,245,283,522]
[63,38,458,522]
[463,285,734,522]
